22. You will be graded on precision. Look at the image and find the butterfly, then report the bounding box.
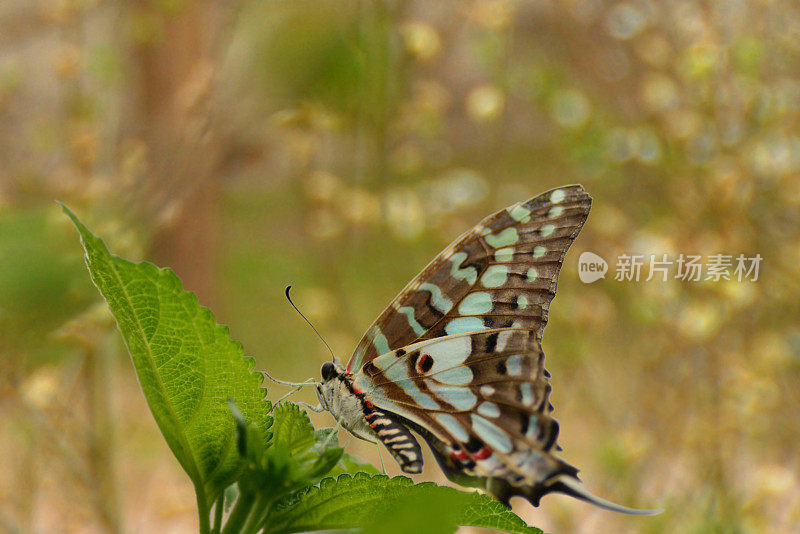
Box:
[303,185,660,515]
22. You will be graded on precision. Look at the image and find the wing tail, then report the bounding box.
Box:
[545,475,664,516]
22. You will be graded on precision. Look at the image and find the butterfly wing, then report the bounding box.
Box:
[353,328,556,458]
[344,185,660,513]
[347,184,591,374]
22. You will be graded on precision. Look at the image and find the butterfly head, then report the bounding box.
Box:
[316,359,373,441]
[320,361,337,381]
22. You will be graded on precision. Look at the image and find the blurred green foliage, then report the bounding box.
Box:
[1,0,799,532]
[0,207,94,366]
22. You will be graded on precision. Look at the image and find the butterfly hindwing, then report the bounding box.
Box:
[347,185,591,373]
[352,329,560,482]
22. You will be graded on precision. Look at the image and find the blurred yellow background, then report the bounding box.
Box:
[1,1,799,532]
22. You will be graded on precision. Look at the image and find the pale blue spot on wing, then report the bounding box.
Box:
[458,292,493,315]
[495,329,517,351]
[510,204,531,222]
[374,353,409,381]
[517,295,529,309]
[380,362,441,410]
[434,413,469,442]
[425,382,477,410]
[494,247,514,262]
[372,327,391,355]
[450,252,478,285]
[400,383,442,410]
[506,354,524,376]
[419,282,453,313]
[349,353,365,374]
[520,383,533,406]
[526,267,538,282]
[374,351,444,412]
[481,265,508,288]
[533,246,546,258]
[398,306,425,336]
[445,317,486,335]
[551,189,566,203]
[486,228,519,248]
[477,401,501,418]
[353,372,375,395]
[471,414,513,453]
[548,206,564,218]
[431,366,473,385]
[424,336,472,373]
[540,224,555,237]
[372,351,398,372]
[526,414,539,439]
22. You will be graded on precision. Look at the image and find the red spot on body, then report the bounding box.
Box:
[473,447,492,460]
[352,384,363,394]
[364,399,374,409]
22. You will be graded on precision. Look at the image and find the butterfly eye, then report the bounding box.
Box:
[321,361,336,381]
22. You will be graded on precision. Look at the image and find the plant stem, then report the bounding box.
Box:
[240,493,270,534]
[221,489,255,534]
[212,493,225,534]
[196,489,211,534]
[85,337,122,533]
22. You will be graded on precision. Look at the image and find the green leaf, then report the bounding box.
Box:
[225,402,345,534]
[325,451,382,477]
[232,401,344,495]
[264,473,543,534]
[362,484,472,534]
[265,403,345,485]
[61,205,272,506]
[313,427,381,476]
[458,493,545,534]
[265,403,344,488]
[272,402,316,457]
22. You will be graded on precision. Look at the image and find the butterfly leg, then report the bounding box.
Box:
[320,416,345,449]
[263,371,320,387]
[297,402,325,413]
[375,441,386,474]
[267,385,307,414]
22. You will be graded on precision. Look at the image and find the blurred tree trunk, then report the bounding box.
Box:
[129,0,228,307]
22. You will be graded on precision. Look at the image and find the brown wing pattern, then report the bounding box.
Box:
[346,185,591,374]
[353,329,560,484]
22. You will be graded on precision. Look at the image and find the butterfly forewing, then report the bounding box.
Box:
[348,185,591,373]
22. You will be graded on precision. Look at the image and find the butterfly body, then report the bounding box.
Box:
[317,361,424,473]
[313,185,661,515]
[316,361,375,443]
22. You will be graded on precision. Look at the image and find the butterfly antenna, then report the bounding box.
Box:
[285,285,337,361]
